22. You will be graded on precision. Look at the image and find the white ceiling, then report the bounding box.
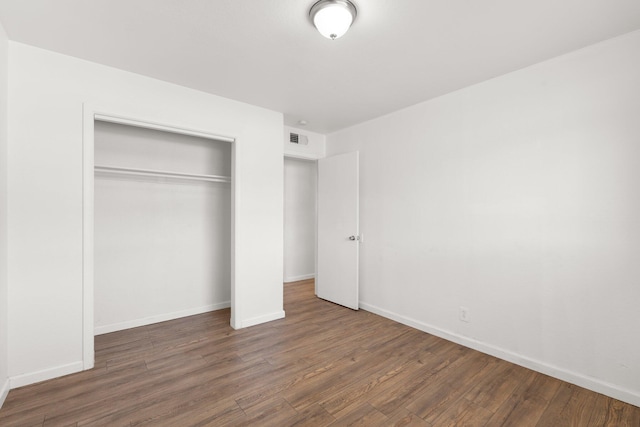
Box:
[1,1,639,133]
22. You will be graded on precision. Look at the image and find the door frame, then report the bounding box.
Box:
[82,104,236,370]
[283,154,319,292]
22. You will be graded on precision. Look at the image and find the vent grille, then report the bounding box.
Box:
[289,132,308,145]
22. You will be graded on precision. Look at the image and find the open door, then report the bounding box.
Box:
[317,151,359,310]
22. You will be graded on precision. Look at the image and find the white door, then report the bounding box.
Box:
[317,151,359,310]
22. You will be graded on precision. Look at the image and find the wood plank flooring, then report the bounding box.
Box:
[1,279,638,426]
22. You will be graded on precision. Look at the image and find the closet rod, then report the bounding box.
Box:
[94,165,231,183]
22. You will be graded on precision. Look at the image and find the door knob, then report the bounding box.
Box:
[348,235,358,241]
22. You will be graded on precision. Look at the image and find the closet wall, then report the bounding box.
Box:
[94,121,231,334]
[8,43,283,387]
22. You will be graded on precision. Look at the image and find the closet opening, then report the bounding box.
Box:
[82,110,236,369]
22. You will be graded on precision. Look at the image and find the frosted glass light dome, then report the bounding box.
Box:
[310,0,357,40]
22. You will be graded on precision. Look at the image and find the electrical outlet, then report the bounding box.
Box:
[459,306,470,323]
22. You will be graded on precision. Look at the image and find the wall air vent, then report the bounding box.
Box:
[289,132,309,145]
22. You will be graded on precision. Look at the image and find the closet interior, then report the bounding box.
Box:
[93,120,232,335]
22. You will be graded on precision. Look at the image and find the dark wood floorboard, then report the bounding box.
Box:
[1,279,638,426]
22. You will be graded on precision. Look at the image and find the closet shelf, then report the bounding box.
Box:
[94,165,231,183]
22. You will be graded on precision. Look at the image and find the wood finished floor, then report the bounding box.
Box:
[1,279,638,426]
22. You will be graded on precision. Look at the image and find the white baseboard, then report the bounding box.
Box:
[237,310,286,329]
[0,377,9,409]
[9,361,83,389]
[284,274,315,283]
[359,301,640,408]
[94,301,231,335]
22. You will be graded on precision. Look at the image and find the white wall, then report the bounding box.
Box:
[327,31,640,406]
[0,20,9,407]
[94,121,232,334]
[7,42,284,387]
[284,125,326,159]
[284,158,317,283]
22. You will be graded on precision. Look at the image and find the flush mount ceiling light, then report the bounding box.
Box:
[309,0,357,40]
